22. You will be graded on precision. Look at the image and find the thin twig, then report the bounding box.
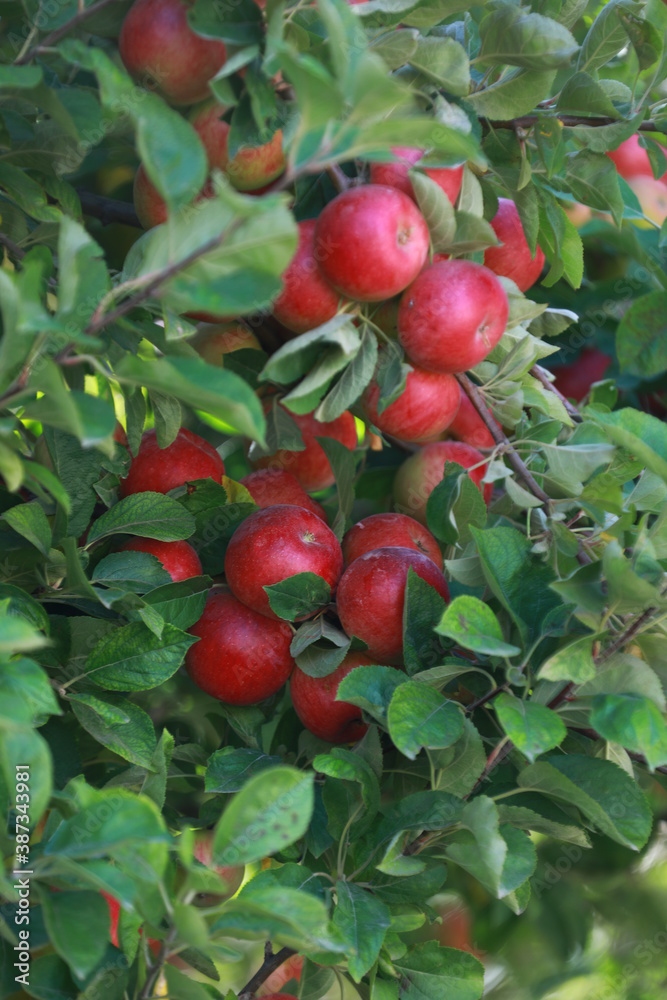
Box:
[238,945,296,999]
[595,606,656,664]
[15,0,123,64]
[78,191,141,228]
[326,165,352,193]
[484,114,661,133]
[465,684,509,714]
[530,364,582,424]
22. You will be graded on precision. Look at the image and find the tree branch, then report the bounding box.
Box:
[15,0,123,64]
[530,364,582,424]
[78,191,141,228]
[465,684,509,715]
[595,606,656,664]
[570,728,667,776]
[238,945,296,999]
[484,115,661,134]
[456,371,552,507]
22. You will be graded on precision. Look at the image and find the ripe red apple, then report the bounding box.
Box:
[369,147,464,206]
[189,322,261,365]
[103,891,121,948]
[189,101,230,171]
[342,513,443,570]
[362,364,460,443]
[446,386,497,450]
[628,174,667,227]
[315,185,429,302]
[258,955,304,996]
[119,538,203,582]
[393,441,492,525]
[240,469,326,521]
[133,163,214,230]
[272,219,343,335]
[227,130,286,192]
[252,405,357,492]
[119,428,224,497]
[224,505,343,619]
[552,347,612,402]
[607,135,667,181]
[483,198,545,292]
[397,260,509,374]
[291,652,379,743]
[119,0,227,106]
[336,546,450,663]
[186,588,295,704]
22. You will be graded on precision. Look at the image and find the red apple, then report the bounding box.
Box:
[628,174,667,227]
[186,588,295,704]
[133,163,214,230]
[227,130,286,192]
[189,101,230,170]
[397,260,509,374]
[192,830,244,899]
[103,891,121,948]
[119,428,224,497]
[224,505,343,619]
[483,198,545,292]
[393,441,492,526]
[607,135,667,181]
[240,469,327,521]
[252,405,357,492]
[258,955,304,996]
[119,538,202,582]
[369,147,464,206]
[119,0,227,106]
[272,219,343,335]
[336,546,450,663]
[315,185,429,302]
[342,513,443,570]
[189,322,261,364]
[446,386,497,450]
[362,364,460,443]
[291,652,379,743]
[552,347,612,402]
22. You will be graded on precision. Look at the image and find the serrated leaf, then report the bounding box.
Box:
[387,682,463,760]
[495,695,566,763]
[436,596,520,656]
[87,493,195,545]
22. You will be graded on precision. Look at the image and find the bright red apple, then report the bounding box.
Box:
[483,198,545,292]
[119,538,203,582]
[397,260,509,374]
[291,652,380,743]
[119,0,227,106]
[224,505,343,619]
[606,134,667,181]
[258,955,304,996]
[186,588,295,704]
[362,364,460,443]
[342,513,443,569]
[272,219,343,335]
[189,322,261,364]
[336,546,450,663]
[315,185,429,302]
[552,347,612,402]
[369,147,464,206]
[393,441,492,526]
[446,386,497,450]
[252,405,357,492]
[103,891,121,948]
[119,428,224,497]
[240,469,327,521]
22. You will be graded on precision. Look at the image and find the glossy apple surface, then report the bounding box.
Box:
[363,364,460,443]
[483,198,545,292]
[272,219,343,335]
[369,146,464,205]
[291,652,379,743]
[446,386,497,450]
[393,441,492,525]
[119,429,224,497]
[252,405,357,492]
[241,469,326,521]
[552,347,612,402]
[342,513,442,569]
[119,538,202,582]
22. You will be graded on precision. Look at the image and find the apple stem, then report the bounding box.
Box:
[326,164,352,193]
[238,944,297,999]
[530,364,582,423]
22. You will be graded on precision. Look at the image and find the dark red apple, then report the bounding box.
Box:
[315,185,429,302]
[393,441,492,526]
[398,260,509,374]
[224,505,343,619]
[447,386,497,450]
[483,198,545,292]
[272,219,343,335]
[362,364,460,443]
[119,428,224,497]
[552,347,612,402]
[336,546,450,663]
[119,0,227,106]
[291,652,379,743]
[186,588,295,704]
[252,405,357,492]
[342,513,442,569]
[369,147,464,206]
[119,538,202,582]
[240,469,326,521]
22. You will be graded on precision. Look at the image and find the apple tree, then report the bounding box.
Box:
[1,0,667,997]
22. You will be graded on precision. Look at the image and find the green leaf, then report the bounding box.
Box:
[39,890,109,980]
[69,692,157,768]
[517,755,652,850]
[142,728,175,810]
[0,65,43,88]
[436,596,521,657]
[409,37,470,94]
[265,572,332,621]
[468,69,556,119]
[333,882,391,982]
[336,664,407,726]
[150,391,182,450]
[213,766,315,866]
[0,718,52,827]
[538,633,597,683]
[57,215,111,329]
[616,291,667,378]
[577,0,635,74]
[387,682,464,760]
[394,941,484,1000]
[86,493,196,545]
[205,748,283,793]
[432,718,486,797]
[479,6,578,69]
[317,436,357,539]
[142,576,211,631]
[85,622,197,691]
[565,150,624,227]
[411,172,457,251]
[25,362,116,447]
[495,694,566,763]
[1,500,52,556]
[91,552,172,594]
[587,408,667,484]
[42,429,103,539]
[313,748,380,833]
[425,462,488,547]
[402,568,448,675]
[188,0,264,45]
[0,657,59,725]
[590,694,667,772]
[316,327,378,423]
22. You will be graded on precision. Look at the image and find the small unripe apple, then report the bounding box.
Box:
[628,174,667,227]
[189,322,261,365]
[119,428,224,497]
[552,347,612,402]
[483,198,545,292]
[336,546,450,663]
[119,538,202,582]
[398,260,509,374]
[224,505,343,619]
[446,386,497,450]
[291,652,379,743]
[362,364,460,443]
[393,441,492,526]
[315,185,430,302]
[252,405,357,492]
[272,219,343,335]
[186,588,295,704]
[240,469,327,521]
[369,147,464,206]
[342,513,442,569]
[119,0,227,106]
